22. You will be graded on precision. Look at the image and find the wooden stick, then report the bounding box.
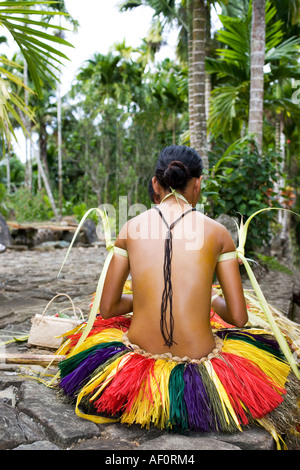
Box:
[0,353,65,366]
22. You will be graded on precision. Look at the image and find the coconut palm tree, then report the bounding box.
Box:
[248,0,265,153]
[190,0,208,168]
[119,0,211,168]
[205,2,300,143]
[71,48,147,206]
[150,58,187,144]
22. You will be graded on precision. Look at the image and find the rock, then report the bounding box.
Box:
[80,219,98,245]
[194,428,275,450]
[215,214,239,245]
[71,437,138,451]
[137,434,241,450]
[17,411,48,443]
[33,240,70,251]
[13,440,61,450]
[60,216,78,226]
[32,244,56,252]
[6,245,28,251]
[33,228,61,246]
[17,381,101,449]
[103,423,164,444]
[0,215,12,248]
[0,385,17,406]
[0,368,292,450]
[0,402,27,450]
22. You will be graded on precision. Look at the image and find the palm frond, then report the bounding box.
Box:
[0,1,74,147]
[205,57,248,82]
[0,1,73,97]
[208,83,249,138]
[236,207,300,379]
[266,36,300,62]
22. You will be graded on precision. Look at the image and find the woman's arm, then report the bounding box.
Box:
[213,229,248,328]
[100,224,133,319]
[214,260,248,327]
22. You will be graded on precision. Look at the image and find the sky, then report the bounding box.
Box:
[11,1,221,161]
[60,0,178,95]
[12,0,178,160]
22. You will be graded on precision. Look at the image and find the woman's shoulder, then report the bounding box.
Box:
[118,208,155,242]
[198,213,236,252]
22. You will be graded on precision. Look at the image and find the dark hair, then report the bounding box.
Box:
[148,178,155,203]
[155,145,203,191]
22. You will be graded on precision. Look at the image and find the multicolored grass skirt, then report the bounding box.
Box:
[57,311,300,449]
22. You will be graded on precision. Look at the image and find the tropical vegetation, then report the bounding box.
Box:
[0,0,299,258]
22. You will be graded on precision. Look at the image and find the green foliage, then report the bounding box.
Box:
[0,154,25,187]
[206,1,300,142]
[0,182,9,217]
[0,1,73,147]
[73,202,98,225]
[201,136,282,252]
[253,253,293,276]
[6,187,53,222]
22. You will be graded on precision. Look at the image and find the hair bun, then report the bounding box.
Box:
[163,160,189,190]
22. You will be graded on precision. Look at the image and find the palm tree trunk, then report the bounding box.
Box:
[24,59,32,191]
[187,0,194,145]
[275,112,289,246]
[115,119,119,205]
[56,19,63,219]
[39,121,50,178]
[6,150,11,194]
[205,2,211,152]
[248,0,265,154]
[104,141,110,203]
[57,78,63,219]
[191,0,208,170]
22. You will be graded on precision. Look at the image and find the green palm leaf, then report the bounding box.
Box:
[237,207,300,379]
[205,57,248,82]
[0,2,73,97]
[0,1,73,145]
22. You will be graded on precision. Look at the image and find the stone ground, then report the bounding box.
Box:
[0,243,299,452]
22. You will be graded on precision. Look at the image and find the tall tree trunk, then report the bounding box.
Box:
[187,0,194,146]
[84,128,89,204]
[24,60,32,191]
[105,144,110,204]
[248,0,265,154]
[191,0,208,170]
[39,121,50,178]
[57,78,63,219]
[6,150,11,194]
[56,20,63,219]
[115,119,119,205]
[36,149,59,220]
[275,112,289,248]
[205,2,211,152]
[172,110,176,144]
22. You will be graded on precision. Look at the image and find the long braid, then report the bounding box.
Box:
[154,207,195,347]
[161,227,175,346]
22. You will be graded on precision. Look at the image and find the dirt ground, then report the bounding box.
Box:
[0,244,105,329]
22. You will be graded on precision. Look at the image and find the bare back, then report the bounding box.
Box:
[112,204,243,359]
